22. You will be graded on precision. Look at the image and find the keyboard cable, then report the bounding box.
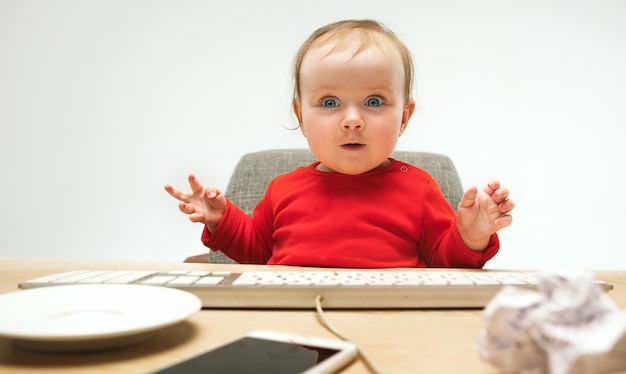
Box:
[314,295,384,374]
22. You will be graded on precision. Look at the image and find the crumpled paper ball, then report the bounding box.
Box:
[476,270,626,374]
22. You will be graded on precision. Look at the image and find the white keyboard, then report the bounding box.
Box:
[18,269,613,309]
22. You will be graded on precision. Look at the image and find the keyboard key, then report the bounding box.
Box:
[168,276,201,285]
[141,275,177,285]
[188,271,211,277]
[22,270,93,285]
[194,277,224,286]
[106,271,157,284]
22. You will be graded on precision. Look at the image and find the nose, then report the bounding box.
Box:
[340,107,365,131]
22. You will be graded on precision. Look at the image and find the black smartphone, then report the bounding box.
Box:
[151,330,358,374]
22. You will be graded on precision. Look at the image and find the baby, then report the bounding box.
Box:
[165,19,514,268]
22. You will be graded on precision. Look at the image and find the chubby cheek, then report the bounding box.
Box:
[369,132,399,152]
[370,116,404,138]
[303,127,334,152]
[300,113,337,139]
[301,125,338,159]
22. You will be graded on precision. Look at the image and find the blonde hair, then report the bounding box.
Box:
[292,19,414,103]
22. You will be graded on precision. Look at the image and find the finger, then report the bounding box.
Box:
[493,186,510,202]
[483,180,501,196]
[205,187,224,202]
[188,174,204,194]
[494,214,513,230]
[178,201,195,214]
[499,199,515,213]
[164,185,188,201]
[458,186,478,208]
[164,184,177,196]
[188,212,205,223]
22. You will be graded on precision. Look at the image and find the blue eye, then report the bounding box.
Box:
[322,98,339,108]
[366,97,383,107]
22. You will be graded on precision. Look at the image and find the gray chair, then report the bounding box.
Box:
[184,149,463,264]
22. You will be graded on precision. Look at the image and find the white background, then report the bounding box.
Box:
[1,0,624,270]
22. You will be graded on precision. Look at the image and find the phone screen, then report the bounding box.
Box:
[153,336,342,374]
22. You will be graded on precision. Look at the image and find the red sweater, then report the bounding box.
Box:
[202,159,498,268]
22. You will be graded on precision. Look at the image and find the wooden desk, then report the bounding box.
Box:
[0,257,624,374]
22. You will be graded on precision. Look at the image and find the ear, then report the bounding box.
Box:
[399,99,416,136]
[292,99,306,136]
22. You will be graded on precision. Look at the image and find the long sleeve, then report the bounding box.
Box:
[415,179,499,268]
[199,160,499,268]
[201,196,275,264]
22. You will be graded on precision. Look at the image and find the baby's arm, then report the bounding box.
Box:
[164,174,226,232]
[456,180,514,251]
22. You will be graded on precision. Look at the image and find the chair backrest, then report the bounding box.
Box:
[209,149,463,264]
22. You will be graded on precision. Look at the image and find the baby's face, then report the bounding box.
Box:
[294,45,415,175]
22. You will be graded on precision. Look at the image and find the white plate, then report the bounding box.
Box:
[0,284,201,352]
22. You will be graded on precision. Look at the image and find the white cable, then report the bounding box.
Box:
[315,295,385,374]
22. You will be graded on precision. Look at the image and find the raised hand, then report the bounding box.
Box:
[164,174,226,232]
[456,180,514,251]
